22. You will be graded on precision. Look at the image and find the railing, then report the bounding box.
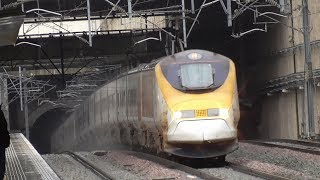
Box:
[259,69,320,95]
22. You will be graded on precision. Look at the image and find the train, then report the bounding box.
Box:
[51,49,240,160]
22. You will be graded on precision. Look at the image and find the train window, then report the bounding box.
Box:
[180,63,214,90]
[160,60,229,92]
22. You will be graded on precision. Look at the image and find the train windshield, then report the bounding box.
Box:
[160,60,229,92]
[180,63,215,90]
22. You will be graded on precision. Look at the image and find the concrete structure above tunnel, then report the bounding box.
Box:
[19,15,166,39]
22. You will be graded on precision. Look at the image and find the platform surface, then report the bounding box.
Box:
[5,133,60,180]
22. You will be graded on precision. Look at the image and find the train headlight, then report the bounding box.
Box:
[181,110,195,118]
[173,110,196,119]
[208,109,219,116]
[187,53,202,60]
[173,111,182,119]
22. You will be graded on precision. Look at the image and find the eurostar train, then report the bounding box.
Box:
[121,49,239,158]
[52,49,240,159]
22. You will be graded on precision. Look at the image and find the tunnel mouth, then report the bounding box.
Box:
[30,108,71,154]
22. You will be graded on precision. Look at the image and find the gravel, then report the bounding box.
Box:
[43,142,320,180]
[201,166,263,180]
[44,151,201,180]
[227,142,320,179]
[43,154,102,180]
[75,152,141,180]
[265,141,320,153]
[98,151,201,180]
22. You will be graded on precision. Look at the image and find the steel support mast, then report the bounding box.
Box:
[87,0,92,47]
[181,0,187,48]
[302,0,315,138]
[23,68,29,140]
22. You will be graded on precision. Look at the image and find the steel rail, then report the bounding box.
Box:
[274,139,320,147]
[244,139,320,156]
[124,150,290,180]
[228,162,290,180]
[122,151,222,180]
[64,151,115,180]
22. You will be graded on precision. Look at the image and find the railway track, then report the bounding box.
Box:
[227,162,290,180]
[122,151,222,180]
[64,151,115,180]
[60,149,300,180]
[123,150,292,180]
[275,139,320,147]
[244,139,320,155]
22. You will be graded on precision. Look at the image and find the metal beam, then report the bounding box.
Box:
[128,0,132,19]
[219,0,227,14]
[191,0,195,14]
[33,59,57,77]
[227,0,232,27]
[201,0,219,8]
[23,68,29,140]
[181,0,187,48]
[19,67,23,111]
[3,68,20,97]
[302,0,315,138]
[60,35,66,88]
[40,48,62,74]
[65,55,78,73]
[188,0,207,38]
[87,0,93,47]
[71,57,97,78]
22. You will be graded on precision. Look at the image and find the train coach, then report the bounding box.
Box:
[51,49,240,160]
[114,49,240,159]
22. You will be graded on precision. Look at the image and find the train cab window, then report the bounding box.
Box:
[180,63,214,90]
[159,59,229,92]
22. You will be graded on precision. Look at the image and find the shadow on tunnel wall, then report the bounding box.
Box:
[30,108,71,154]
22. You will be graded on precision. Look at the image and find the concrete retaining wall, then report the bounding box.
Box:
[257,0,320,139]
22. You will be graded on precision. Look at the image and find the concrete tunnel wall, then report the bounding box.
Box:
[29,103,70,128]
[255,0,320,139]
[30,107,71,154]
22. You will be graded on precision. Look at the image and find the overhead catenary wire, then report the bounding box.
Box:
[235,1,303,33]
[187,0,207,38]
